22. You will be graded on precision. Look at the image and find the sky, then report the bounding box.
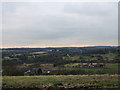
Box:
[2,2,118,48]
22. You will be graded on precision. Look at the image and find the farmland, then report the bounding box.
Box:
[2,74,120,89]
[1,46,120,89]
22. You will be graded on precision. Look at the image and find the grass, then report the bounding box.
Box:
[82,63,119,74]
[63,53,118,62]
[63,63,119,74]
[31,52,46,54]
[2,74,120,89]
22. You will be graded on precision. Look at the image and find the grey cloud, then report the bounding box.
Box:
[64,2,117,16]
[2,2,118,47]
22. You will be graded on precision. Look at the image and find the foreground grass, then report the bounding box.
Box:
[2,74,120,89]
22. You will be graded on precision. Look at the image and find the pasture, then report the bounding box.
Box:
[2,74,119,89]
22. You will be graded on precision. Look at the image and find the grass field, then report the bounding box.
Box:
[2,74,120,89]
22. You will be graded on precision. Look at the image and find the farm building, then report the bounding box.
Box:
[24,68,42,76]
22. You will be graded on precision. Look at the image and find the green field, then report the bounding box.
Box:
[2,74,120,89]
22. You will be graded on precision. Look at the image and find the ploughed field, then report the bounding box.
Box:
[2,74,119,89]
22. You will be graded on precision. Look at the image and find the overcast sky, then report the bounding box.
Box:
[2,2,118,48]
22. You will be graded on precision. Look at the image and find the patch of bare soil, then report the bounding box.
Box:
[37,83,97,90]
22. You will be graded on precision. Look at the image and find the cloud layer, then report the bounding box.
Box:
[2,2,118,48]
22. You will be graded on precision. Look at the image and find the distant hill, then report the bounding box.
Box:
[2,46,117,50]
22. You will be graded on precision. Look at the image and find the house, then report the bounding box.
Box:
[4,56,10,59]
[24,68,42,76]
[47,50,53,52]
[56,50,59,52]
[42,69,58,75]
[80,63,105,68]
[30,68,42,75]
[24,70,31,76]
[42,69,52,74]
[67,54,70,57]
[88,63,94,68]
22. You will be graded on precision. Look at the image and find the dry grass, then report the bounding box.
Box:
[2,74,120,89]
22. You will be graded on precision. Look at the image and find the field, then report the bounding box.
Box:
[63,63,119,74]
[2,47,119,89]
[2,74,120,89]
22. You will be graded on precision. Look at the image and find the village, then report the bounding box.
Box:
[2,46,118,76]
[23,62,106,76]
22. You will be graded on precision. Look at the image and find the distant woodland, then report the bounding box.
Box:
[1,46,120,76]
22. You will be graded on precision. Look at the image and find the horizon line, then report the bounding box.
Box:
[1,45,118,49]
